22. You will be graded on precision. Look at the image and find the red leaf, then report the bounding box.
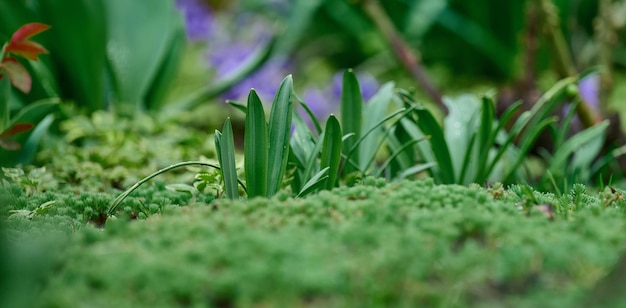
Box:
[0,122,34,137]
[0,58,32,93]
[5,23,50,61]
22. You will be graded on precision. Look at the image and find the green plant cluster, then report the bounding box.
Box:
[2,178,625,307]
[209,71,614,203]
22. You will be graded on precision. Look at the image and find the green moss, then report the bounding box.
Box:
[5,179,620,307]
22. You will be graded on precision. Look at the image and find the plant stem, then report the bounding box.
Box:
[361,0,446,113]
[107,161,246,217]
[596,0,616,114]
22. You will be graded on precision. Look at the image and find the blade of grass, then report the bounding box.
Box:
[244,90,268,198]
[267,75,294,197]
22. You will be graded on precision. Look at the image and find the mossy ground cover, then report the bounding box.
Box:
[2,175,626,307]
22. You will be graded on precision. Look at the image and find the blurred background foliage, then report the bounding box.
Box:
[2,0,625,114]
[0,0,625,186]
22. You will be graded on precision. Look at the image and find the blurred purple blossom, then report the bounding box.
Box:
[578,74,600,111]
[563,73,600,127]
[302,71,380,122]
[175,0,214,41]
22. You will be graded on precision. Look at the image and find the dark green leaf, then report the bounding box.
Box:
[320,115,342,190]
[340,69,362,174]
[266,75,293,197]
[218,118,239,199]
[244,90,268,198]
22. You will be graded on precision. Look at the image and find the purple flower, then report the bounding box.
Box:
[205,16,290,103]
[578,74,600,111]
[562,73,600,126]
[300,71,380,124]
[175,0,214,41]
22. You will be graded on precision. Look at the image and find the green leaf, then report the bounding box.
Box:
[14,114,54,165]
[503,117,558,182]
[294,93,323,134]
[340,69,362,174]
[320,115,343,190]
[397,162,437,180]
[145,27,185,110]
[266,75,294,197]
[227,101,248,114]
[406,0,449,39]
[550,121,609,178]
[244,90,268,198]
[105,0,182,111]
[296,167,329,198]
[443,94,481,182]
[38,0,107,111]
[164,36,276,116]
[413,105,455,184]
[277,0,325,53]
[0,77,10,132]
[475,95,496,181]
[218,118,239,200]
[290,108,317,172]
[214,130,222,165]
[359,81,394,171]
[374,137,424,178]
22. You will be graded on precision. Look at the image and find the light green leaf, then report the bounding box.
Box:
[359,81,394,171]
[105,0,182,110]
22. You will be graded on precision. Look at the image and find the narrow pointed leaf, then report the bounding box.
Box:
[296,167,330,198]
[0,123,34,137]
[320,115,343,190]
[413,106,455,184]
[475,95,495,181]
[218,118,239,199]
[359,81,394,171]
[266,75,294,197]
[340,69,362,174]
[0,77,10,132]
[244,90,268,198]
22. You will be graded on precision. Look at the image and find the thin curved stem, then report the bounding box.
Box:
[107,161,246,216]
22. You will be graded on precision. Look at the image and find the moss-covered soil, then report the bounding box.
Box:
[2,176,626,307]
